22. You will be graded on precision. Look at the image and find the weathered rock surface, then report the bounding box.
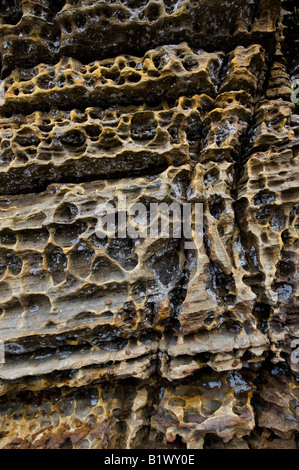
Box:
[0,0,298,449]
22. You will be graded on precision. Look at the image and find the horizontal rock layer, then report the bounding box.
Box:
[0,0,280,76]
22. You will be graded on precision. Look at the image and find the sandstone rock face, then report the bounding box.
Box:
[0,0,298,449]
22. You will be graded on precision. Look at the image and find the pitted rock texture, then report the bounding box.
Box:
[0,0,281,77]
[0,0,298,449]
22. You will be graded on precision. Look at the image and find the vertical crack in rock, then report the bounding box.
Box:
[0,0,298,449]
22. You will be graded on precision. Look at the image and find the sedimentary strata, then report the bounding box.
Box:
[0,0,298,449]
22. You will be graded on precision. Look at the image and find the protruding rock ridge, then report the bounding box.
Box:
[1,43,267,116]
[0,0,280,77]
[0,0,298,450]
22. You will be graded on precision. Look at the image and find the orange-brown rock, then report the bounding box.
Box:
[0,0,298,449]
